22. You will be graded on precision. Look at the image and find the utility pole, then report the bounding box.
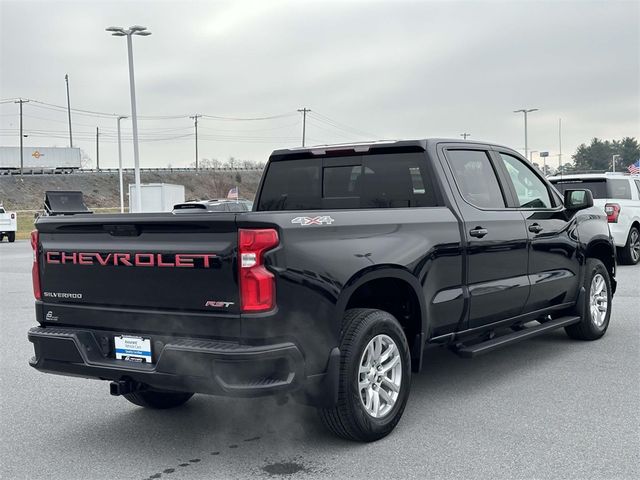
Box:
[297,107,310,147]
[14,98,29,176]
[190,114,202,170]
[96,127,100,171]
[460,132,471,140]
[117,116,127,213]
[65,74,73,147]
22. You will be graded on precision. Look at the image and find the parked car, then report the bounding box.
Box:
[549,173,640,264]
[28,139,616,442]
[0,203,17,242]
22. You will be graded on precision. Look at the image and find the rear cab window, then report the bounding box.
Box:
[256,152,438,211]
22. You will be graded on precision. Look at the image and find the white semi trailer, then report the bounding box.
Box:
[0,147,81,174]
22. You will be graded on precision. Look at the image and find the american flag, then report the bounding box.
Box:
[227,186,239,199]
[628,160,640,174]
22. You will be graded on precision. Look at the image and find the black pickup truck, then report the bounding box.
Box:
[28,139,616,441]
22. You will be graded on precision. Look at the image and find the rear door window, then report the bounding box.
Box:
[257,152,437,210]
[445,149,506,209]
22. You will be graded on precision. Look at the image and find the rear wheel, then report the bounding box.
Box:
[565,259,612,340]
[618,226,640,265]
[7,232,15,243]
[318,308,411,442]
[123,389,194,409]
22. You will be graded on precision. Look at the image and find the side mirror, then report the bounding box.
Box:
[564,189,593,211]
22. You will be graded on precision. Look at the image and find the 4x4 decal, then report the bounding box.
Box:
[291,216,335,226]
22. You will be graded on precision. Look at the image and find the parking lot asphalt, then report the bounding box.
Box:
[1,240,638,480]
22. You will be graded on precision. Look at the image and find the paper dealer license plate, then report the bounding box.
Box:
[114,335,152,363]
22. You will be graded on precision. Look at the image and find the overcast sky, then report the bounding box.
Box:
[1,0,638,169]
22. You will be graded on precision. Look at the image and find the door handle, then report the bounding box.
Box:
[528,223,543,234]
[469,227,488,238]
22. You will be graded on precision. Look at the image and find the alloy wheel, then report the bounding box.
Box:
[358,334,402,418]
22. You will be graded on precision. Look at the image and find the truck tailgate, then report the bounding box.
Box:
[36,213,239,315]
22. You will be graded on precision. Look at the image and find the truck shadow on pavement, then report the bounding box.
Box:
[57,329,581,479]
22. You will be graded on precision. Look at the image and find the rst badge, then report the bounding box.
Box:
[205,301,234,308]
[291,216,335,226]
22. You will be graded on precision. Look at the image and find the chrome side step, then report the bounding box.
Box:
[455,316,581,358]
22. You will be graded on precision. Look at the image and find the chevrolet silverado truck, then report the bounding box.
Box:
[28,139,616,442]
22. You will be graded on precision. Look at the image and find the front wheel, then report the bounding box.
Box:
[618,226,640,265]
[565,259,612,340]
[123,389,194,409]
[318,308,411,442]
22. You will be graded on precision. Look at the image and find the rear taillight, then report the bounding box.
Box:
[605,203,620,223]
[30,230,41,300]
[238,228,279,312]
[10,213,15,219]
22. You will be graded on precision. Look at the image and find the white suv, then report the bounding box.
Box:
[549,173,640,264]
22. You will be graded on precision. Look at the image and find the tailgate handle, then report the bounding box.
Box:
[104,224,140,236]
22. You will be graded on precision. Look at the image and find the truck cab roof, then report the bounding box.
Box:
[270,138,514,160]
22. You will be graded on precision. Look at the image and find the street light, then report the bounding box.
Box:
[539,151,550,176]
[106,25,151,213]
[513,108,538,160]
[612,154,621,173]
[116,116,128,213]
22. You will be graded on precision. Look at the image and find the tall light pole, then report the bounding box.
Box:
[117,116,128,213]
[65,74,73,148]
[106,25,152,213]
[539,151,549,176]
[460,132,471,140]
[612,154,621,173]
[513,108,538,159]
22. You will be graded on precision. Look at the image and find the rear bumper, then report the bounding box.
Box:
[28,326,339,407]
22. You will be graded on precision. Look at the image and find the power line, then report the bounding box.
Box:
[309,111,377,139]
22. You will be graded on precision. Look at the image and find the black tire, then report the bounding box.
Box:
[7,232,15,243]
[123,389,194,409]
[318,308,411,442]
[618,226,640,265]
[565,259,612,341]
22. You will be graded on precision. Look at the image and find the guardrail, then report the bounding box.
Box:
[80,167,264,173]
[0,166,264,176]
